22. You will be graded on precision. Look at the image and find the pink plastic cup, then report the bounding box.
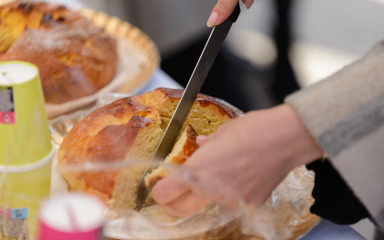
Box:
[37,193,106,240]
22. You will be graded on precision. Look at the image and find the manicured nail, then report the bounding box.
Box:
[244,0,254,9]
[207,11,218,27]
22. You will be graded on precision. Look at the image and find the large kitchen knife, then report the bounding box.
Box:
[135,4,241,210]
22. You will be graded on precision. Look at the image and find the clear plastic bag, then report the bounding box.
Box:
[53,158,318,240]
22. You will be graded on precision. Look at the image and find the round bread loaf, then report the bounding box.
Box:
[0,1,118,104]
[58,88,239,209]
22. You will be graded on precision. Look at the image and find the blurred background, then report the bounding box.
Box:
[54,0,383,238]
[75,0,384,110]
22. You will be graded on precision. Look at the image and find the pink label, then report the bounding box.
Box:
[0,111,15,124]
[0,87,15,124]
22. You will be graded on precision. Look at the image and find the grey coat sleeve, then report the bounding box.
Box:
[285,41,384,230]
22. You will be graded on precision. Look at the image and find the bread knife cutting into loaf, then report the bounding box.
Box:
[135,4,241,211]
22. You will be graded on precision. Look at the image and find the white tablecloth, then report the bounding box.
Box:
[140,69,365,240]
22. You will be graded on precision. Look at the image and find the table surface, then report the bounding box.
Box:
[140,69,366,240]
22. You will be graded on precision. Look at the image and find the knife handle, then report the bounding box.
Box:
[229,3,241,23]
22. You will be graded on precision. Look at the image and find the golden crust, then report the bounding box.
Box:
[134,87,238,119]
[0,1,118,104]
[59,97,160,203]
[59,97,159,163]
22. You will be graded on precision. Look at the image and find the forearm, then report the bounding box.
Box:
[286,40,384,231]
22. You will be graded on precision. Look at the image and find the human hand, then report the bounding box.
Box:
[151,104,323,218]
[207,0,254,27]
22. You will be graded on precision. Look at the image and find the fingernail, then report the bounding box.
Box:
[244,0,254,9]
[196,135,208,146]
[207,11,218,27]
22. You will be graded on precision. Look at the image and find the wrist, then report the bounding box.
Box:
[278,104,323,167]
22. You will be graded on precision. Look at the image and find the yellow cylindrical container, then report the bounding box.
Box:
[0,61,53,240]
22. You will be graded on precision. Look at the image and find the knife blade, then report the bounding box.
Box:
[135,4,241,211]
